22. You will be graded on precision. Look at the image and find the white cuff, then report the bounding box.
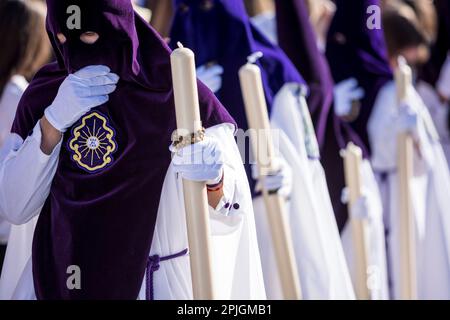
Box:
[211,165,237,216]
[30,120,63,163]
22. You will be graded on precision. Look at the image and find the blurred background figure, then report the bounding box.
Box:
[146,0,173,40]
[368,0,450,299]
[414,0,450,166]
[305,0,336,53]
[244,0,278,45]
[0,0,51,275]
[325,0,391,299]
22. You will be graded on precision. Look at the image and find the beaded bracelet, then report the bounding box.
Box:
[171,127,206,149]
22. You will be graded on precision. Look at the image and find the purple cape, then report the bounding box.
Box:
[12,0,234,299]
[169,0,305,193]
[275,0,334,148]
[323,0,392,229]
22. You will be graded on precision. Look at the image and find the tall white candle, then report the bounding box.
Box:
[395,57,417,300]
[342,143,370,299]
[239,56,302,300]
[170,43,215,300]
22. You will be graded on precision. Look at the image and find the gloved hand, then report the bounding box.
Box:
[333,78,365,117]
[252,156,293,198]
[351,195,370,220]
[396,104,419,140]
[44,65,119,132]
[170,136,224,185]
[341,187,370,220]
[197,64,224,93]
[436,54,450,101]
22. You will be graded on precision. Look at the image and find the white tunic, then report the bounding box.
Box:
[253,83,355,299]
[0,123,266,300]
[416,81,450,167]
[368,80,450,299]
[0,75,28,245]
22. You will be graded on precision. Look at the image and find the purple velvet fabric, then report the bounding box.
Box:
[275,0,334,148]
[326,0,393,156]
[12,0,234,299]
[169,0,305,193]
[324,0,392,229]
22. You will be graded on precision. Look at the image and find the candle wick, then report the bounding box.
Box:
[177,42,184,49]
[247,51,264,64]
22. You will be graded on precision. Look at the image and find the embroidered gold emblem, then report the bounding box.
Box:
[68,112,117,173]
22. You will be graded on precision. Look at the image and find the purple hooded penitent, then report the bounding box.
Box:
[169,0,305,193]
[326,0,393,156]
[323,0,392,229]
[275,0,334,148]
[12,0,234,299]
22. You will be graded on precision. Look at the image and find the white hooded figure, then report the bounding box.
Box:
[368,79,450,299]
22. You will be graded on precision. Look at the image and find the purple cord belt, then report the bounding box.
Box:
[146,248,189,300]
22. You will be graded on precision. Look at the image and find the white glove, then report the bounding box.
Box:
[171,137,224,185]
[351,195,370,220]
[341,187,370,220]
[436,54,450,100]
[196,64,224,93]
[251,156,293,198]
[333,78,365,117]
[44,65,119,132]
[396,104,419,139]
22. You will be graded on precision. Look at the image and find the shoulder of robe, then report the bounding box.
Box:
[197,80,236,129]
[11,62,67,139]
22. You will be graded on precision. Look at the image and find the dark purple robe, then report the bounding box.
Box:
[275,0,334,148]
[12,0,234,299]
[323,0,392,229]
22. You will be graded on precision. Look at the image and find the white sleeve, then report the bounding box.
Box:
[0,121,62,225]
[205,124,238,217]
